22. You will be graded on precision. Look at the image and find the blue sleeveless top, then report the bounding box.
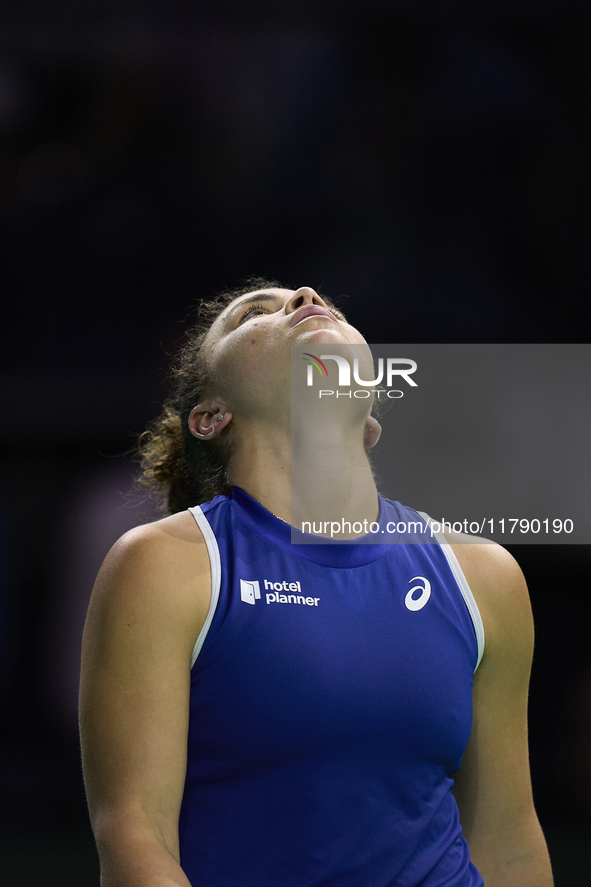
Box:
[179,488,485,887]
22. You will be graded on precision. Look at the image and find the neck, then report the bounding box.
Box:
[226,417,379,538]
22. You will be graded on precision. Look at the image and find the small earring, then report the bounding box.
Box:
[216,414,224,422]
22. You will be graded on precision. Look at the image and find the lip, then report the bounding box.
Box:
[288,305,339,328]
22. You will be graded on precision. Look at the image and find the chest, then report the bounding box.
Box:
[192,541,476,773]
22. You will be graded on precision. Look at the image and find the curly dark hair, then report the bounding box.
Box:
[136,277,382,515]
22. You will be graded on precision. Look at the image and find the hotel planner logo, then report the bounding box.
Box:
[240,579,320,607]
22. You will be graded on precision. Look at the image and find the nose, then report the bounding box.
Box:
[284,287,327,315]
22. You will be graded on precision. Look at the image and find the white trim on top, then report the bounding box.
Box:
[418,512,485,671]
[188,506,222,669]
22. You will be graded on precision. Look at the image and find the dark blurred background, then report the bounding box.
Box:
[1,2,590,884]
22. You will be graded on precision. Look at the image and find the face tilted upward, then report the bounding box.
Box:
[201,287,368,420]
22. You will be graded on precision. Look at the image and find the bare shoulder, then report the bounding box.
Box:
[85,509,211,657]
[445,530,533,673]
[100,509,208,578]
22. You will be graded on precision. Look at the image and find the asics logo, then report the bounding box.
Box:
[405,577,431,611]
[240,579,320,607]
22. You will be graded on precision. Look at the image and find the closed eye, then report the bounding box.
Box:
[239,302,269,322]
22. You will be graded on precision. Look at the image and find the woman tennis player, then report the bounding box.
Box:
[79,282,553,886]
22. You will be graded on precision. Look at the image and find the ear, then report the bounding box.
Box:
[363,415,382,449]
[188,403,233,440]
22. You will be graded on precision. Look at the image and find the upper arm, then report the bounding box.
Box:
[79,514,210,859]
[450,539,553,884]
